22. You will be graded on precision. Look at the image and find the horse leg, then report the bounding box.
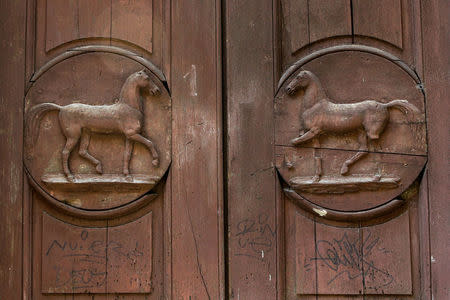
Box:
[290,127,320,146]
[123,137,134,177]
[340,131,368,175]
[79,130,103,174]
[129,133,159,167]
[312,137,322,182]
[62,136,79,182]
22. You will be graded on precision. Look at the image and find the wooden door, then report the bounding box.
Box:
[0,0,223,299]
[0,1,448,300]
[224,0,449,299]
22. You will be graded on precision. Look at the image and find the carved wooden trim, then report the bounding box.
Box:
[277,45,421,92]
[25,167,157,220]
[283,188,406,222]
[30,45,166,85]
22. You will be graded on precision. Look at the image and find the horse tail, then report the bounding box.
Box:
[383,99,420,117]
[25,103,61,158]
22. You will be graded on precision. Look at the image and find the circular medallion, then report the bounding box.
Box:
[24,46,171,212]
[275,46,427,215]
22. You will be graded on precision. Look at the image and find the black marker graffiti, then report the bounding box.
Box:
[307,231,394,289]
[45,230,144,290]
[235,213,276,261]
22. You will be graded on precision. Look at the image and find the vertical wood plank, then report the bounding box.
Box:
[353,0,403,49]
[308,0,351,43]
[0,0,26,299]
[171,0,223,299]
[225,0,277,299]
[77,0,110,40]
[418,171,432,299]
[45,0,110,51]
[421,0,450,299]
[111,0,153,53]
[282,0,309,54]
[45,0,78,51]
[294,213,316,295]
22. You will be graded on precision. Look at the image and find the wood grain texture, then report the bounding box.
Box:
[0,0,26,299]
[170,0,223,298]
[421,0,450,299]
[308,0,351,44]
[111,0,153,52]
[353,0,403,49]
[282,0,309,54]
[45,0,110,51]
[282,0,351,54]
[225,0,277,298]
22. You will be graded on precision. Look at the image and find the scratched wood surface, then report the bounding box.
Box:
[1,0,449,299]
[34,0,163,70]
[421,1,450,299]
[170,0,224,299]
[0,1,26,299]
[281,0,419,70]
[277,1,442,299]
[225,0,278,298]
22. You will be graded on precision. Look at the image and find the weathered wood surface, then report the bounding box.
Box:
[422,0,450,299]
[41,212,152,293]
[0,1,26,299]
[170,0,224,299]
[225,0,278,298]
[24,52,171,210]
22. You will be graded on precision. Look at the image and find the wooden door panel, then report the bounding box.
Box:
[226,0,439,299]
[1,0,448,299]
[281,0,420,69]
[277,1,424,298]
[32,0,163,73]
[19,0,223,299]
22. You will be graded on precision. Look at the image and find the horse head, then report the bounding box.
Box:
[134,69,161,96]
[285,70,315,96]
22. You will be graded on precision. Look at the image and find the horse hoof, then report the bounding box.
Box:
[66,174,75,182]
[124,175,133,182]
[96,164,103,174]
[340,165,349,175]
[312,175,320,183]
[152,159,159,167]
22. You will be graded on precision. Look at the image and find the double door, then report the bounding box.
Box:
[0,0,448,299]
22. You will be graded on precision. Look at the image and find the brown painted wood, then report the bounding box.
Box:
[308,0,351,44]
[45,0,111,52]
[0,0,26,299]
[421,0,450,299]
[170,0,224,299]
[225,0,278,298]
[353,0,403,49]
[111,0,153,52]
[5,0,224,298]
[1,0,448,299]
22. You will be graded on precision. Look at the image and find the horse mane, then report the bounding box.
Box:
[118,71,143,110]
[301,71,328,109]
[304,71,327,99]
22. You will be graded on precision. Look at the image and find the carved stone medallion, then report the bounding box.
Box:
[275,46,427,215]
[24,47,171,211]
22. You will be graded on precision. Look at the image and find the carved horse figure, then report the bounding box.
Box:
[26,69,161,181]
[285,70,419,182]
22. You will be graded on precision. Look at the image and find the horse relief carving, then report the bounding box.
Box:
[284,70,420,192]
[26,70,161,183]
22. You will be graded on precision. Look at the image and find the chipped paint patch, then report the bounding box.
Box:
[312,208,327,217]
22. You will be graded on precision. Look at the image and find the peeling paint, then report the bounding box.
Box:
[183,64,198,97]
[313,208,327,217]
